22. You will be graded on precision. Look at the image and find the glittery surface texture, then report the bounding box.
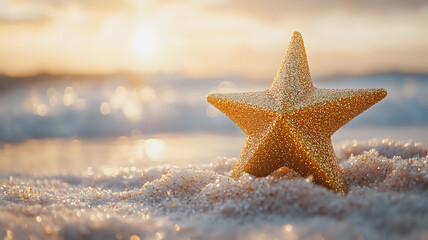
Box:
[207,32,387,194]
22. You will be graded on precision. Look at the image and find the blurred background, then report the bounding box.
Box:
[1,0,427,174]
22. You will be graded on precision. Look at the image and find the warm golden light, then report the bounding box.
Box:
[131,27,158,57]
[0,2,427,77]
[122,101,142,121]
[100,102,111,115]
[145,139,165,161]
[36,104,48,116]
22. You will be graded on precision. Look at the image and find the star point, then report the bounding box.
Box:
[207,32,387,195]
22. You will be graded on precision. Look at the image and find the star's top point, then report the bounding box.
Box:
[292,31,302,38]
[270,31,313,108]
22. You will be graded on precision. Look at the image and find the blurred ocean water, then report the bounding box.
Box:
[0,72,427,142]
[1,72,427,176]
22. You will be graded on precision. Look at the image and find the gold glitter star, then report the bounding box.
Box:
[207,31,387,195]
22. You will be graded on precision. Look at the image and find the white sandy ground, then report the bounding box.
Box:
[1,138,428,240]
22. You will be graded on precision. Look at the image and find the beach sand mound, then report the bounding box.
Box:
[1,138,427,240]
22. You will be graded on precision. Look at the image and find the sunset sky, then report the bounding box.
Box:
[1,0,428,78]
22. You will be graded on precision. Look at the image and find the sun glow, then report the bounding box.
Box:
[131,27,158,57]
[145,139,165,161]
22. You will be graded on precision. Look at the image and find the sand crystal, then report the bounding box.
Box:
[1,138,428,240]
